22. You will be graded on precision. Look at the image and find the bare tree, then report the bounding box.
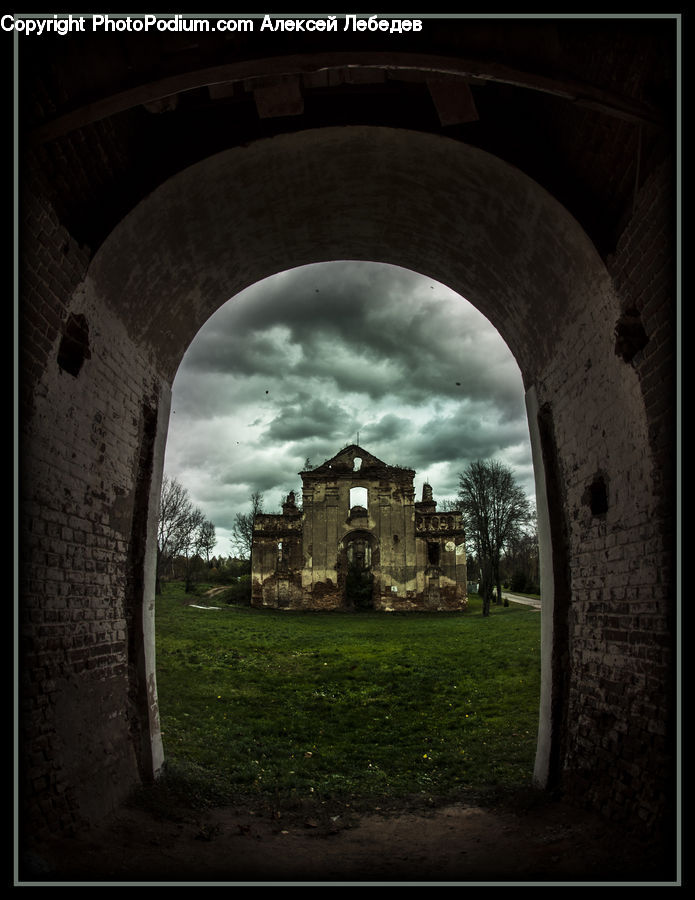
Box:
[198,519,217,566]
[157,475,212,593]
[231,490,264,560]
[180,506,206,592]
[458,460,533,616]
[158,475,192,590]
[501,518,539,594]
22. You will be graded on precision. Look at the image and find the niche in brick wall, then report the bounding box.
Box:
[584,472,609,517]
[57,313,91,377]
[614,307,648,364]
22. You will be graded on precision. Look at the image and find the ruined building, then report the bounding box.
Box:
[251,446,467,610]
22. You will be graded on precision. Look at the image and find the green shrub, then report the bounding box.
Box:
[221,574,252,606]
[509,571,528,593]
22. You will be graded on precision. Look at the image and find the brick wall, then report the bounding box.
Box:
[611,157,677,528]
[18,182,163,838]
[535,156,676,835]
[603,156,676,832]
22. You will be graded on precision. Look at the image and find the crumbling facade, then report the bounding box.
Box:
[251,446,467,611]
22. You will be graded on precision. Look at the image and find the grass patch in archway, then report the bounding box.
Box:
[154,582,540,806]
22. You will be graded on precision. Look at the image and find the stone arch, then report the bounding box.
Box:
[339,529,380,610]
[23,125,665,836]
[83,126,611,386]
[340,528,380,564]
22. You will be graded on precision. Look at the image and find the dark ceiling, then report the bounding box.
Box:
[17,16,677,260]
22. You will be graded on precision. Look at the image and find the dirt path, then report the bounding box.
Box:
[20,789,673,885]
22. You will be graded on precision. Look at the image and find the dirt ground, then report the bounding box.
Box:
[19,787,676,886]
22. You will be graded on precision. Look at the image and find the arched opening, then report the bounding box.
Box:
[164,259,536,614]
[49,124,648,825]
[342,530,377,610]
[349,487,368,512]
[154,246,556,798]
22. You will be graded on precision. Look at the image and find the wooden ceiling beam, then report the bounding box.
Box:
[26,51,665,145]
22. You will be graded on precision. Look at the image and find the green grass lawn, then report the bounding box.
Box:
[155,583,541,805]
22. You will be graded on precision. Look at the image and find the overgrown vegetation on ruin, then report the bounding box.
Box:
[154,582,541,805]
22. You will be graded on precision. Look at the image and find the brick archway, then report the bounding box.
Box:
[20,124,674,842]
[340,530,379,610]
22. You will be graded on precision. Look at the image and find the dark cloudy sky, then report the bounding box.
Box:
[163,261,534,556]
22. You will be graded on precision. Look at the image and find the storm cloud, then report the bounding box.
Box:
[164,261,534,555]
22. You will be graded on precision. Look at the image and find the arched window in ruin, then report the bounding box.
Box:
[349,486,368,510]
[346,535,372,570]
